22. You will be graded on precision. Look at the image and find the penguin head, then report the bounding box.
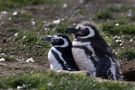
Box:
[42,34,71,47]
[68,24,99,39]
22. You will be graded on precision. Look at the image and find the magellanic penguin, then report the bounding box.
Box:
[68,23,122,80]
[42,34,79,71]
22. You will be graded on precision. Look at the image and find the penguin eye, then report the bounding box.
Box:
[78,27,89,36]
[84,27,88,30]
[78,27,84,33]
[55,38,59,41]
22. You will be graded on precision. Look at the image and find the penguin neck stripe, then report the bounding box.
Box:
[73,40,91,46]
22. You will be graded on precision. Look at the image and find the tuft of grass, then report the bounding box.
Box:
[14,30,49,49]
[128,12,135,21]
[101,22,135,35]
[0,0,63,11]
[108,4,129,12]
[0,54,16,61]
[93,4,135,22]
[101,33,119,49]
[118,49,135,61]
[0,55,16,61]
[94,10,112,20]
[0,71,134,90]
[11,12,32,22]
[54,21,70,34]
[46,20,71,35]
[11,30,50,57]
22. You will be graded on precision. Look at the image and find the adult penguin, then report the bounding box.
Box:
[68,23,122,80]
[42,34,79,71]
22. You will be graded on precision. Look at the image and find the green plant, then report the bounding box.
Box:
[46,21,71,34]
[108,4,129,12]
[95,10,112,20]
[118,49,135,60]
[0,71,134,90]
[0,55,16,61]
[101,33,119,49]
[11,12,32,21]
[14,31,49,49]
[101,22,135,35]
[0,0,63,11]
[54,22,70,34]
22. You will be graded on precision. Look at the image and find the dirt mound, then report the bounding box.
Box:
[121,60,135,81]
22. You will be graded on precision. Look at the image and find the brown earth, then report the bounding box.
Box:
[121,60,135,81]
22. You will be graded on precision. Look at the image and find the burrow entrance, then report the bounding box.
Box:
[121,60,135,81]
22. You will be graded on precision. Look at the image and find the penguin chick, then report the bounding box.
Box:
[42,34,79,71]
[68,23,122,80]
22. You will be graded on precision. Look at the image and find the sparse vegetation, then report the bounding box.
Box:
[95,10,113,20]
[102,34,119,48]
[14,31,49,48]
[9,30,49,57]
[118,49,135,60]
[0,0,63,11]
[0,54,16,61]
[45,20,71,34]
[108,4,129,12]
[54,21,71,34]
[11,12,32,21]
[101,22,135,35]
[0,71,134,90]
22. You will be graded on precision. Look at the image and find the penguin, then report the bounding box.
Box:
[42,34,79,71]
[68,23,122,80]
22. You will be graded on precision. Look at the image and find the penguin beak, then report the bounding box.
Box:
[66,28,78,34]
[42,36,53,42]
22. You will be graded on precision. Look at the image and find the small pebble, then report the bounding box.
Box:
[26,58,34,63]
[128,12,132,17]
[31,20,36,26]
[12,11,18,16]
[1,11,7,14]
[8,17,12,20]
[115,39,122,43]
[17,86,23,89]
[113,36,118,40]
[14,33,19,37]
[0,58,5,62]
[0,53,6,57]
[63,3,67,8]
[115,23,119,26]
[79,0,86,4]
[22,36,26,39]
[47,82,53,86]
[129,38,133,42]
[119,43,123,46]
[52,19,61,25]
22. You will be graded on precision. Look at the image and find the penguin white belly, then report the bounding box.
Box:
[72,48,96,76]
[48,49,63,70]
